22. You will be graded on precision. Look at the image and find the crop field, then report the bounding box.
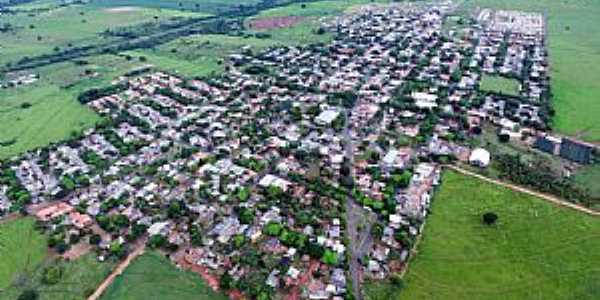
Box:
[0,217,47,290]
[0,3,208,67]
[367,171,600,300]
[463,0,600,142]
[100,251,227,300]
[479,74,520,96]
[3,253,117,300]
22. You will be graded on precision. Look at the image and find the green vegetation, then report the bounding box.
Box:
[464,0,600,141]
[574,163,600,205]
[253,0,389,18]
[101,251,227,300]
[0,4,207,67]
[479,74,520,96]
[0,83,100,159]
[3,253,116,300]
[90,0,260,14]
[370,171,600,300]
[0,218,47,289]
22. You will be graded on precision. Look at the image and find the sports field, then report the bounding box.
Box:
[464,0,600,142]
[479,74,520,96]
[0,217,47,290]
[367,171,600,300]
[100,251,227,300]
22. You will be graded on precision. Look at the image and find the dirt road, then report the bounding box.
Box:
[87,241,147,300]
[446,165,600,217]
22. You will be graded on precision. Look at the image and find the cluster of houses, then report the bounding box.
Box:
[0,2,594,299]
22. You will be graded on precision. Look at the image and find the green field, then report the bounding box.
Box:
[480,74,520,96]
[252,0,389,18]
[574,164,600,205]
[463,0,600,142]
[0,83,100,159]
[367,171,600,300]
[3,253,117,300]
[0,4,207,67]
[0,217,47,290]
[89,0,260,14]
[101,251,227,300]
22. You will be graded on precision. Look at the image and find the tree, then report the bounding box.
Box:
[89,234,101,245]
[482,212,498,225]
[18,289,38,300]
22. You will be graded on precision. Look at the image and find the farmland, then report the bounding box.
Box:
[100,251,227,300]
[0,3,208,68]
[369,171,600,300]
[479,74,520,97]
[463,0,600,141]
[0,217,47,290]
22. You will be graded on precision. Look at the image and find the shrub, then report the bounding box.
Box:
[482,212,498,225]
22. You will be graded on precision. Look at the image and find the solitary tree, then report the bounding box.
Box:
[482,212,498,225]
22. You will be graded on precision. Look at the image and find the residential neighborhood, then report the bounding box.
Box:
[0,2,597,300]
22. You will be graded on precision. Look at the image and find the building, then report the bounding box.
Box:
[315,109,341,126]
[534,135,562,155]
[560,138,594,164]
[469,148,491,168]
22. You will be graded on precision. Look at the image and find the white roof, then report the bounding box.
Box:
[315,109,340,125]
[469,148,491,166]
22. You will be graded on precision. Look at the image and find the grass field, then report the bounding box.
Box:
[480,74,520,96]
[89,0,260,14]
[463,0,600,142]
[367,170,600,300]
[0,217,47,290]
[3,253,117,300]
[253,0,390,18]
[574,164,600,204]
[0,3,208,67]
[100,251,227,300]
[0,83,100,159]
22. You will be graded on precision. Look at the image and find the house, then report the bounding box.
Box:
[315,109,341,126]
[560,138,594,164]
[35,202,74,222]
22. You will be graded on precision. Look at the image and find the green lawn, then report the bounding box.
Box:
[101,251,227,300]
[369,171,600,300]
[0,217,47,290]
[253,0,390,18]
[479,74,520,96]
[464,0,600,142]
[2,253,117,300]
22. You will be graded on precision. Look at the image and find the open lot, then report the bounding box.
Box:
[464,0,600,142]
[0,217,47,290]
[369,170,600,300]
[479,74,520,96]
[100,251,227,300]
[3,253,117,300]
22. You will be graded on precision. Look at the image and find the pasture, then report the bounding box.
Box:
[0,83,100,159]
[367,171,600,300]
[0,217,47,290]
[100,250,227,300]
[463,0,600,142]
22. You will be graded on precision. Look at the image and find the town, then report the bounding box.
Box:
[0,2,597,300]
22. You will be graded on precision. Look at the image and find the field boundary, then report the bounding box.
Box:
[444,165,600,217]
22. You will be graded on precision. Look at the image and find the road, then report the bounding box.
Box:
[446,165,600,217]
[87,238,147,300]
[342,108,376,300]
